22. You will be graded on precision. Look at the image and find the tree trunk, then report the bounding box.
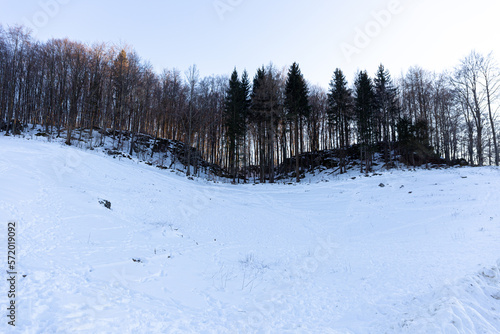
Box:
[486,83,499,166]
[295,115,300,183]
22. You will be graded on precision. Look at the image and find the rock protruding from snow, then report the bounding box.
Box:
[98,199,111,210]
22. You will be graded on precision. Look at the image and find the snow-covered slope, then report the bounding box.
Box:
[1,135,499,333]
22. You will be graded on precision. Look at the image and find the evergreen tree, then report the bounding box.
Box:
[240,70,251,113]
[328,68,352,173]
[354,70,375,173]
[251,66,281,183]
[285,62,309,182]
[250,67,267,182]
[397,117,433,166]
[224,68,246,182]
[397,116,414,165]
[373,64,399,164]
[239,70,251,182]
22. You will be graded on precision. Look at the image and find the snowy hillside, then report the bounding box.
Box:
[1,135,500,333]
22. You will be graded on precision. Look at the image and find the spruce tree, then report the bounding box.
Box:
[250,66,281,183]
[224,68,245,182]
[354,70,375,174]
[250,67,267,182]
[239,70,251,182]
[374,64,399,165]
[328,68,352,173]
[285,62,310,182]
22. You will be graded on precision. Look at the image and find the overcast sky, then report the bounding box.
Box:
[1,0,499,88]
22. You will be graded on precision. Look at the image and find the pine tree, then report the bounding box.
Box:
[250,67,267,182]
[285,62,309,182]
[397,116,432,166]
[251,66,281,183]
[354,70,375,173]
[224,68,245,182]
[328,68,352,173]
[397,116,414,165]
[239,70,251,182]
[373,64,399,165]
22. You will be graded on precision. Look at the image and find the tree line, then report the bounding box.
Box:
[1,25,499,182]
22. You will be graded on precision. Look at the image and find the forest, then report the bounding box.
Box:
[1,25,499,183]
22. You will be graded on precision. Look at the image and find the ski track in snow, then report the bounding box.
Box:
[0,135,499,333]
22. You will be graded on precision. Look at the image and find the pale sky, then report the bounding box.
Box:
[1,0,499,88]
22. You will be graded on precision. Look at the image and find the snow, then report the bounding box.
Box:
[1,135,500,333]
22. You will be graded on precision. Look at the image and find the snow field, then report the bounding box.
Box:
[0,135,499,333]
